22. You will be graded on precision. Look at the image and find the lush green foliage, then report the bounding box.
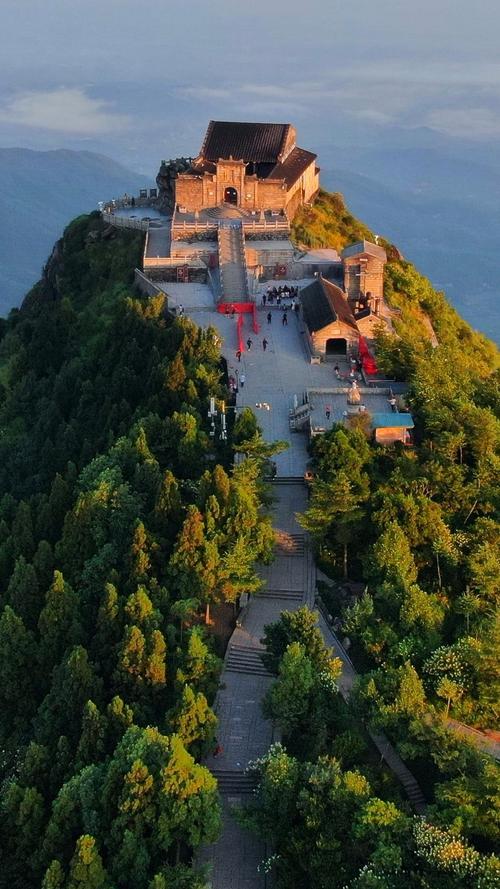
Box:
[0,214,273,888]
[291,189,374,251]
[241,744,499,889]
[243,194,500,886]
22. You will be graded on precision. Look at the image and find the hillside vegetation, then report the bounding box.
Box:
[244,192,500,888]
[0,213,273,889]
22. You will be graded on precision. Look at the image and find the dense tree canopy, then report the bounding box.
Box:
[0,214,273,888]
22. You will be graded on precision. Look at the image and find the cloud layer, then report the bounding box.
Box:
[0,88,130,135]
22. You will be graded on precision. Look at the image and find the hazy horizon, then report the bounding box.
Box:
[1,0,500,170]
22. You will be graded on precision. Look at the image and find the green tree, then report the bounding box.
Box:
[0,605,37,740]
[169,684,217,753]
[42,860,66,889]
[263,642,315,736]
[67,835,110,889]
[38,570,82,672]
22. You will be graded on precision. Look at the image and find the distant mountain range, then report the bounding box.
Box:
[0,145,498,343]
[0,148,151,315]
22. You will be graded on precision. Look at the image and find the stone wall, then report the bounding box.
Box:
[175,176,204,211]
[310,319,359,356]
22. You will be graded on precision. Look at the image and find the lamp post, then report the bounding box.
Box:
[208,396,237,441]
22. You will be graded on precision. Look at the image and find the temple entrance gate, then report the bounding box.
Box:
[325,337,347,358]
[224,187,238,205]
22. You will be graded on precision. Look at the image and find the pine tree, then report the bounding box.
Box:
[67,835,110,889]
[6,555,40,628]
[38,570,82,671]
[76,700,108,768]
[169,684,217,751]
[0,605,37,740]
[42,860,66,889]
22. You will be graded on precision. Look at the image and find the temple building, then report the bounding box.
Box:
[174,121,319,219]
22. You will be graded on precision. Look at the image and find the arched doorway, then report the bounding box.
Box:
[325,337,347,358]
[224,187,238,205]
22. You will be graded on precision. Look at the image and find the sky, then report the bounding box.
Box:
[1,0,500,171]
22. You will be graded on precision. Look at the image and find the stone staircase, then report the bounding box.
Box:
[225,644,271,676]
[271,476,304,485]
[259,588,304,602]
[217,221,250,304]
[212,769,258,795]
[275,532,306,556]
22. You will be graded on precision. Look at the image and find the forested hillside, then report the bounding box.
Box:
[0,213,273,888]
[242,193,500,888]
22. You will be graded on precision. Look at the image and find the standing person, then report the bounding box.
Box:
[236,349,242,362]
[325,405,331,420]
[282,312,288,326]
[262,338,268,351]
[262,292,267,306]
[267,311,272,324]
[246,338,252,350]
[240,373,246,388]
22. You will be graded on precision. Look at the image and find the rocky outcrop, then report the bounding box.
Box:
[156,157,192,212]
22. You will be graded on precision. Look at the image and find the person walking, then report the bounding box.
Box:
[262,293,267,306]
[262,338,268,351]
[236,349,242,362]
[267,311,272,324]
[325,405,331,420]
[282,312,288,326]
[240,373,246,388]
[246,338,252,350]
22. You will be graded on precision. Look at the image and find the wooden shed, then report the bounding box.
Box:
[371,412,414,445]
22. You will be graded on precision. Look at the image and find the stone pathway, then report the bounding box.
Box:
[183,294,427,886]
[198,486,310,888]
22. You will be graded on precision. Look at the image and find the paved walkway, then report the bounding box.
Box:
[184,291,426,886]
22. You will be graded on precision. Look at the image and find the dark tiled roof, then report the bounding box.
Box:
[201,121,291,163]
[300,277,358,333]
[341,240,387,261]
[268,147,317,188]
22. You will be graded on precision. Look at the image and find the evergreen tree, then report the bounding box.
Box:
[67,835,110,889]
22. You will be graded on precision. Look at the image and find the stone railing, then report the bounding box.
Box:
[172,218,290,235]
[102,212,149,232]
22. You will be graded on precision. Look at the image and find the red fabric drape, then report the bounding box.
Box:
[358,336,378,374]
[217,302,254,315]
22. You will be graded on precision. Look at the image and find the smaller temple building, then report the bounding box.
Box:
[300,276,360,357]
[299,256,389,359]
[175,121,319,219]
[342,240,387,313]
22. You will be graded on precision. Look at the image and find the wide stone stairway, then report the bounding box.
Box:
[217,220,250,304]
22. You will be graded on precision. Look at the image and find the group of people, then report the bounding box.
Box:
[262,284,299,307]
[333,357,363,380]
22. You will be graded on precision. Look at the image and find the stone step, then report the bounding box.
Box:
[275,533,306,555]
[225,645,271,676]
[271,476,304,485]
[259,588,304,601]
[212,770,257,794]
